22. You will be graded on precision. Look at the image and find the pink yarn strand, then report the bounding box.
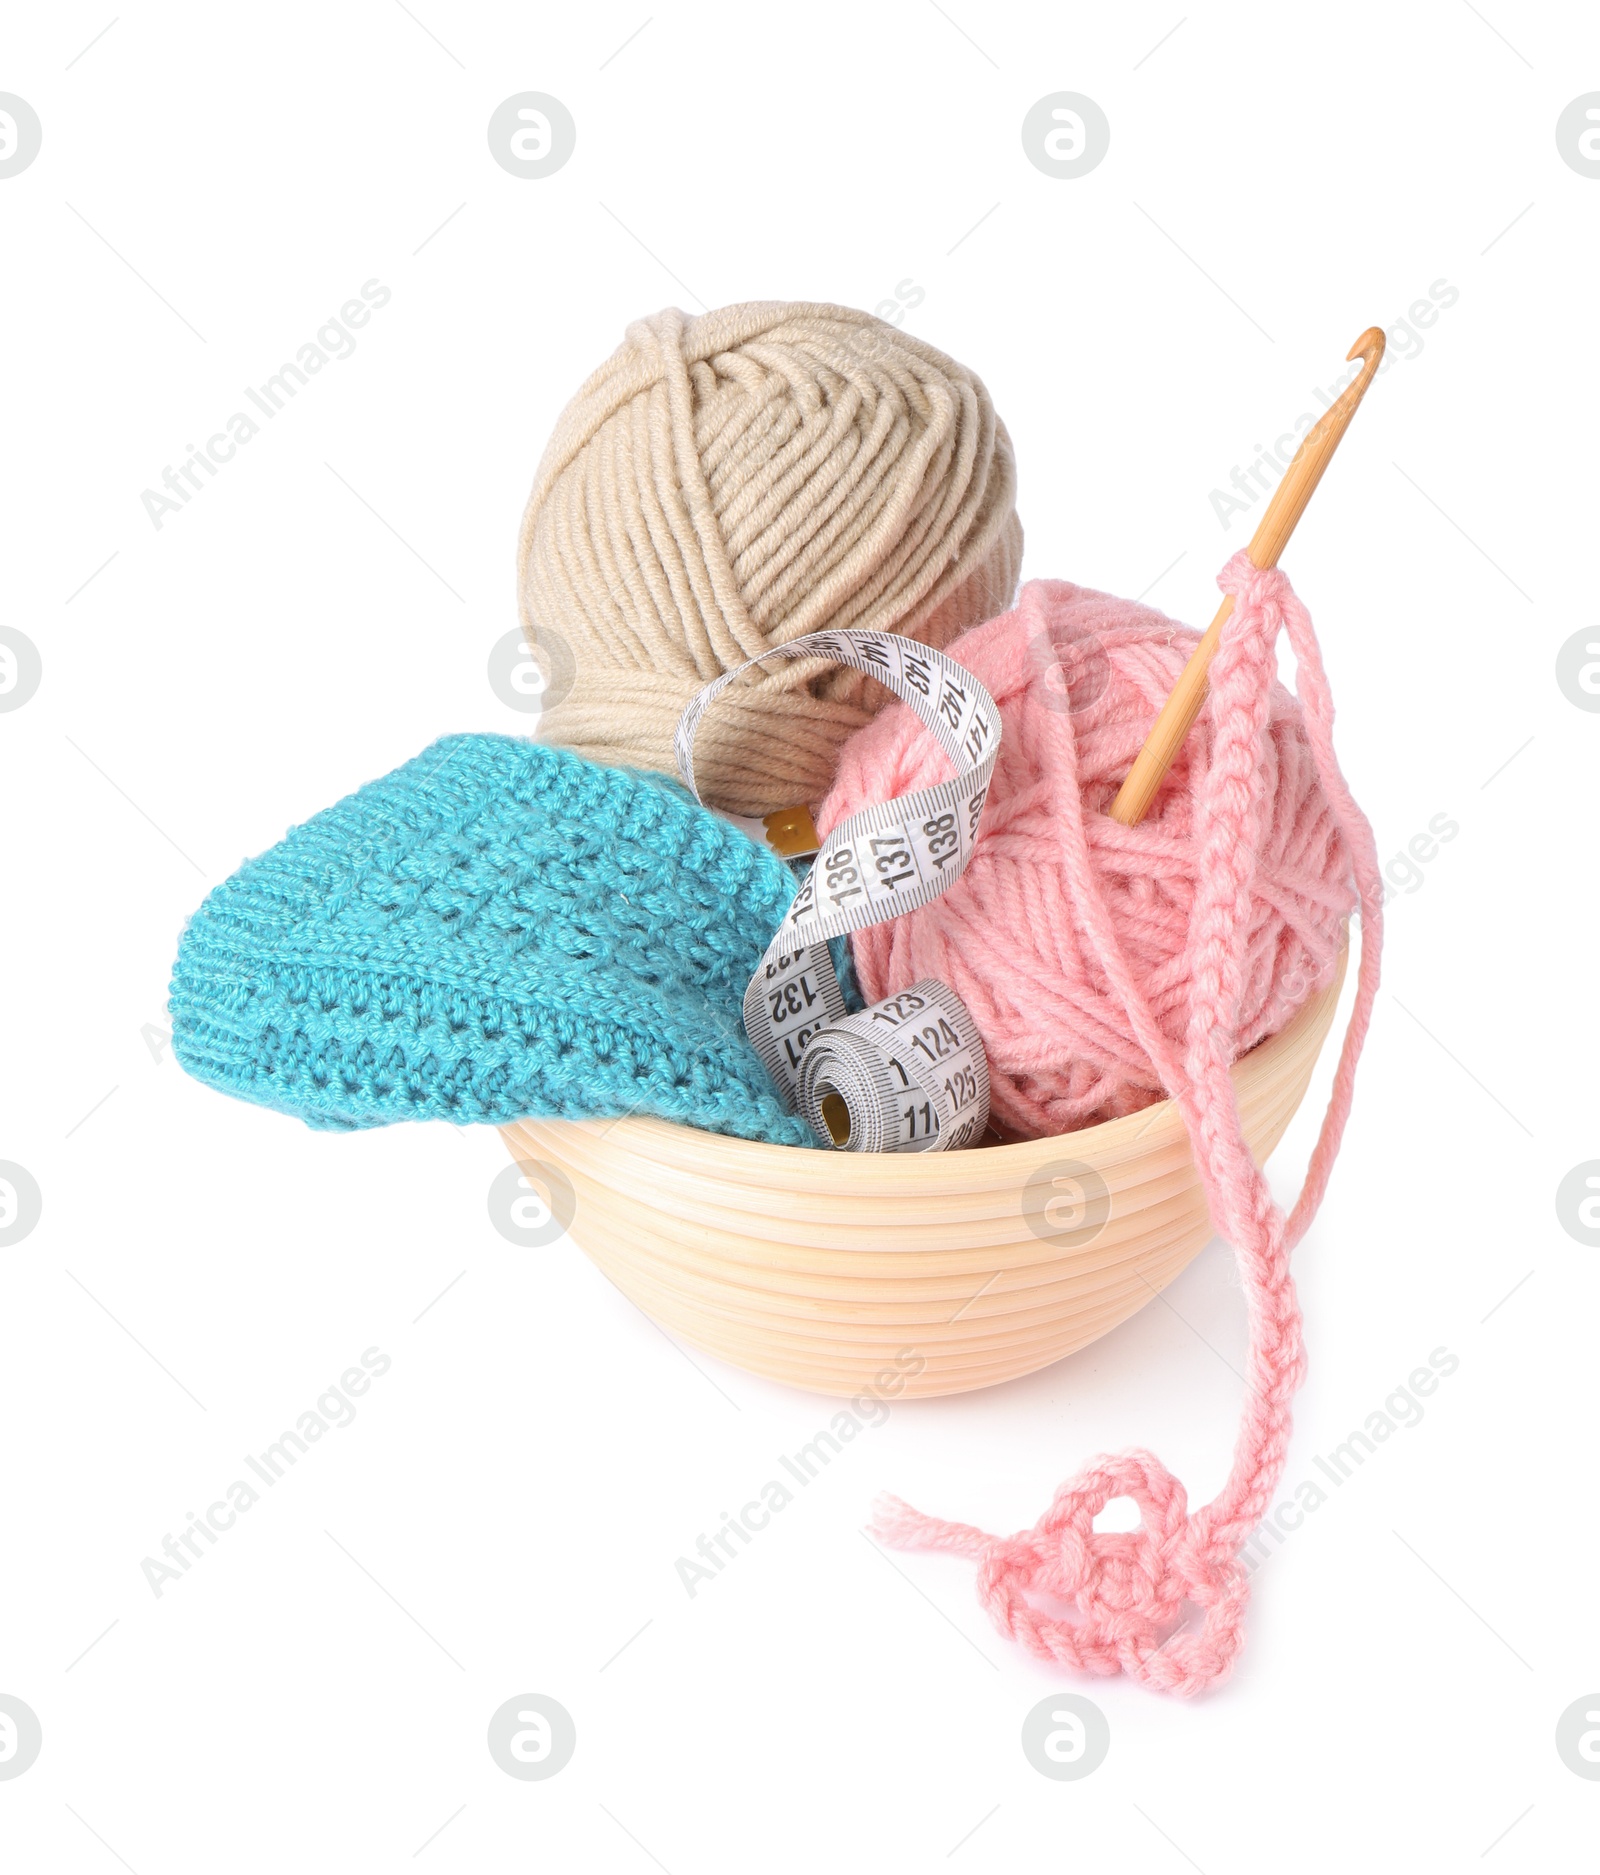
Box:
[867,556,1382,1696]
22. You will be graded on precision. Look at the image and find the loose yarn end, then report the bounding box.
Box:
[867,555,1384,1696]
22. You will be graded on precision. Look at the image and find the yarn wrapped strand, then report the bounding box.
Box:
[867,554,1384,1695]
[519,302,1022,815]
[821,579,1361,1140]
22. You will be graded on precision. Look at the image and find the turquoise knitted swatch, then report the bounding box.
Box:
[169,734,820,1147]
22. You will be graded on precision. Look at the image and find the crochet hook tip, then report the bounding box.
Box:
[1347,325,1385,367]
[1108,323,1386,828]
[1257,325,1384,552]
[1303,327,1384,460]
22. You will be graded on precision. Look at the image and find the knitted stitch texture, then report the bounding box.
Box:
[170,735,815,1147]
[864,555,1384,1695]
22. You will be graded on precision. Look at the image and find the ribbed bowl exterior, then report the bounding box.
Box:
[501,966,1343,1398]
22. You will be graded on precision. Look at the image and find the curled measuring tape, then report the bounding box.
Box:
[675,630,1000,1153]
[796,979,990,1152]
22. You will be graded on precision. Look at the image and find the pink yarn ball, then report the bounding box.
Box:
[817,578,1357,1142]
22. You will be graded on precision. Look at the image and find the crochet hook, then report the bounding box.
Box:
[1108,326,1386,827]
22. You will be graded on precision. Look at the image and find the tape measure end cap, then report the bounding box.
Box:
[762,804,821,860]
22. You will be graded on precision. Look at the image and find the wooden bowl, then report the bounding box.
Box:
[501,957,1344,1399]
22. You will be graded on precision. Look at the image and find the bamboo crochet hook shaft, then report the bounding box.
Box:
[1109,327,1386,827]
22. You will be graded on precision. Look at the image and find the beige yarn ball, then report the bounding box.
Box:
[517,301,1023,816]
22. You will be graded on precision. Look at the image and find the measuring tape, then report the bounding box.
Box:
[675,630,1000,1153]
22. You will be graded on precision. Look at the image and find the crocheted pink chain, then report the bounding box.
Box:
[870,554,1384,1696]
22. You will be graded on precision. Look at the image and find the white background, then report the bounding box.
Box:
[2,1,1596,1868]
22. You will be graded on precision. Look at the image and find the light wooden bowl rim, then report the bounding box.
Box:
[538,950,1347,1198]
